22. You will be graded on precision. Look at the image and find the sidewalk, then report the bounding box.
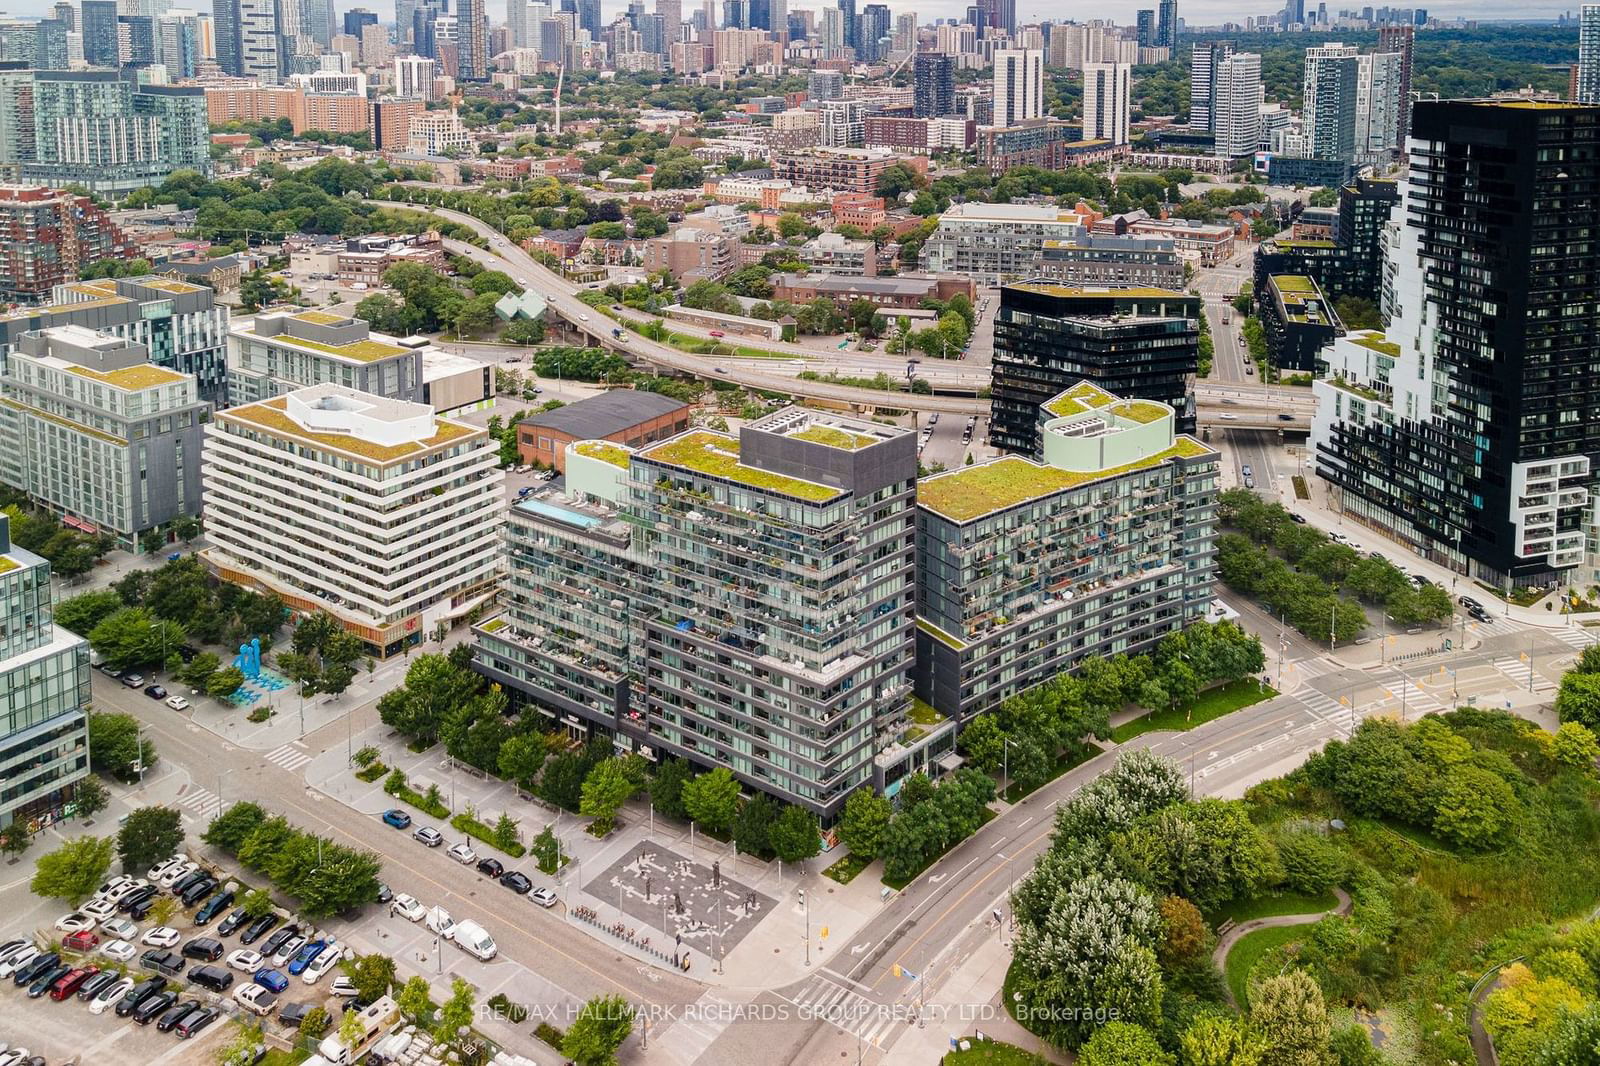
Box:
[308,724,896,990]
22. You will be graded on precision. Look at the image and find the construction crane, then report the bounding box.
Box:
[554,62,564,136]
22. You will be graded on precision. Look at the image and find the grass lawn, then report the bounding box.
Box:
[942,1038,1049,1065]
[1110,678,1277,743]
[882,807,997,890]
[1206,888,1339,929]
[1224,924,1308,1007]
[823,852,872,884]
[1001,744,1102,803]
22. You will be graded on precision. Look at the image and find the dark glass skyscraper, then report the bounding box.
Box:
[1311,101,1600,588]
[913,52,954,118]
[81,0,119,66]
[990,285,1199,452]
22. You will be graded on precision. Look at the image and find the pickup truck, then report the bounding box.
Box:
[232,983,277,1016]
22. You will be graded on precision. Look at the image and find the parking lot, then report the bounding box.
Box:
[0,851,366,1066]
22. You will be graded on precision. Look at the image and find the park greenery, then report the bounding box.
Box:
[1003,709,1600,1065]
[1554,644,1600,735]
[87,712,158,782]
[60,555,286,654]
[1,493,116,581]
[204,801,382,918]
[1218,489,1454,643]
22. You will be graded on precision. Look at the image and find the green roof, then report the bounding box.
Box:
[790,424,876,450]
[918,438,1214,523]
[1110,400,1169,424]
[253,330,408,364]
[1328,377,1383,402]
[1043,382,1117,419]
[0,556,17,575]
[1272,274,1318,295]
[1348,331,1400,358]
[916,617,967,651]
[642,431,844,503]
[1274,239,1337,249]
[575,440,631,468]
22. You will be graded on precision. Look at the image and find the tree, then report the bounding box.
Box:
[204,801,267,852]
[539,750,590,811]
[140,528,166,555]
[339,1005,367,1052]
[241,888,275,918]
[650,758,693,820]
[681,767,740,834]
[1329,1024,1384,1066]
[1158,894,1210,968]
[580,757,637,834]
[1550,721,1600,771]
[397,975,433,1021]
[89,712,156,782]
[74,773,110,819]
[434,976,476,1047]
[208,666,246,701]
[178,651,221,690]
[172,514,202,545]
[217,1023,265,1066]
[341,953,398,1002]
[498,732,549,790]
[770,804,821,864]
[1276,832,1346,894]
[1432,764,1519,850]
[563,994,634,1066]
[88,607,187,670]
[378,652,484,747]
[733,793,775,857]
[838,788,892,860]
[1557,671,1600,731]
[957,714,1007,773]
[56,589,126,637]
[31,835,115,905]
[297,1005,331,1039]
[1179,1012,1267,1066]
[1079,1021,1175,1066]
[1251,971,1331,1066]
[117,806,183,874]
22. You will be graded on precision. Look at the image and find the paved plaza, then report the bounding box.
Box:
[591,842,774,962]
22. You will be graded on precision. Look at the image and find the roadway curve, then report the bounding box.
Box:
[367,199,987,416]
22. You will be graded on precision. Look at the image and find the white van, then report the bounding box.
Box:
[450,919,497,961]
[424,906,455,938]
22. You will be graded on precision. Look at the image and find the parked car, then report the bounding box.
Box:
[156,999,201,1032]
[48,965,98,1001]
[121,673,145,688]
[157,863,198,889]
[239,913,279,945]
[252,967,289,994]
[169,870,208,896]
[140,927,180,949]
[195,891,236,925]
[499,871,532,895]
[114,976,168,1017]
[54,912,96,934]
[27,963,72,998]
[99,939,136,963]
[87,976,134,1015]
[476,857,504,879]
[329,975,359,997]
[413,826,443,847]
[258,924,299,958]
[375,883,393,905]
[301,943,344,984]
[227,948,265,972]
[0,939,28,966]
[80,898,117,922]
[126,895,158,922]
[187,964,234,993]
[269,935,306,968]
[144,684,168,700]
[140,948,186,976]
[176,1005,221,1038]
[216,907,251,936]
[181,937,224,962]
[390,895,425,922]
[179,877,219,907]
[447,842,477,865]
[75,970,119,1002]
[0,947,41,980]
[132,989,178,1024]
[99,916,139,940]
[63,930,100,954]
[287,939,326,975]
[117,884,158,914]
[232,983,277,1016]
[530,887,558,909]
[165,696,190,711]
[279,1001,323,1030]
[381,809,412,830]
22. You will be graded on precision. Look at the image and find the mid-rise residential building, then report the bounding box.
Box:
[226,309,424,407]
[1310,100,1600,590]
[818,99,867,148]
[394,54,438,97]
[0,276,230,404]
[921,202,1091,282]
[0,513,91,833]
[1033,234,1185,289]
[991,283,1200,451]
[796,231,875,276]
[974,119,1122,174]
[373,97,426,148]
[1258,273,1343,373]
[992,48,1043,127]
[771,108,821,150]
[0,326,206,547]
[474,408,918,817]
[1254,175,1398,308]
[641,228,737,283]
[0,186,136,306]
[1081,62,1131,146]
[203,383,502,657]
[1377,23,1414,141]
[773,147,904,194]
[1356,50,1403,157]
[407,108,474,154]
[0,70,210,196]
[915,383,1217,719]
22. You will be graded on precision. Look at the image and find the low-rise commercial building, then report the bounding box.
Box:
[289,233,446,284]
[514,390,691,472]
[202,383,503,657]
[0,325,204,547]
[1119,216,1236,265]
[0,513,91,833]
[771,273,975,309]
[991,283,1200,449]
[915,383,1218,719]
[475,408,920,817]
[226,309,425,406]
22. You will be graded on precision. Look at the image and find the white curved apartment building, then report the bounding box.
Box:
[201,383,503,657]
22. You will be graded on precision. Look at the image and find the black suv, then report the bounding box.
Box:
[115,976,169,1017]
[132,989,178,1024]
[476,857,505,878]
[187,964,234,993]
[140,948,186,976]
[181,937,224,962]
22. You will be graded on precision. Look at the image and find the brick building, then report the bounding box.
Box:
[0,185,137,305]
[516,391,692,471]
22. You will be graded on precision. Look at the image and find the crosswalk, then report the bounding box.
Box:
[175,784,220,820]
[264,743,312,772]
[1369,665,1446,716]
[652,990,744,1066]
[1492,657,1558,694]
[1294,688,1350,726]
[1471,617,1524,639]
[785,973,901,1049]
[1551,627,1600,652]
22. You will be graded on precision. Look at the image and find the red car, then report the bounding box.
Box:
[50,965,99,1001]
[63,930,100,953]
[708,330,725,338]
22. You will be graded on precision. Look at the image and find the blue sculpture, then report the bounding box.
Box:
[233,637,262,679]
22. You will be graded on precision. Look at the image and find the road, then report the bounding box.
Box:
[370,201,985,416]
[1193,255,1280,491]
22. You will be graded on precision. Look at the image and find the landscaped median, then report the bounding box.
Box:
[1110,678,1278,743]
[383,768,450,819]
